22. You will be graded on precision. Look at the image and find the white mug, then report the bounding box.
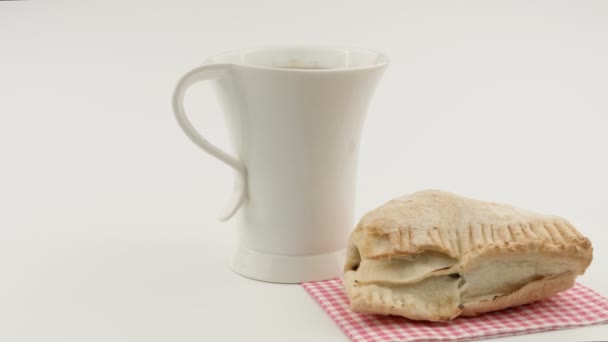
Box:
[173,46,388,283]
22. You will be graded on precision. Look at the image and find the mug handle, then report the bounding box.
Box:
[172,64,247,221]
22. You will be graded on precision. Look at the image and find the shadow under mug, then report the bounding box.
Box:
[172,46,388,283]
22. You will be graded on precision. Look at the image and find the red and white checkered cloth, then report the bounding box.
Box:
[302,278,608,342]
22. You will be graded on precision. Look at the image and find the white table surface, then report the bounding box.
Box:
[1,1,607,341]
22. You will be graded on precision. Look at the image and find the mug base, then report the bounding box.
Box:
[229,244,345,284]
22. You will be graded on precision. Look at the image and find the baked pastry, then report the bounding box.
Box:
[344,190,593,321]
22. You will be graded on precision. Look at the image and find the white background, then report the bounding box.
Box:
[1,1,607,341]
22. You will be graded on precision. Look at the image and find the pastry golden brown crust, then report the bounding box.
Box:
[343,190,593,321]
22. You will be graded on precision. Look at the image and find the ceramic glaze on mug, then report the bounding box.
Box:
[172,46,388,283]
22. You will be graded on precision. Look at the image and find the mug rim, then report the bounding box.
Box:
[205,45,389,73]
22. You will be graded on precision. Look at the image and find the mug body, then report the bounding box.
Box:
[202,46,387,282]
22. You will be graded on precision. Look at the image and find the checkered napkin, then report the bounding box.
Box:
[302,278,608,342]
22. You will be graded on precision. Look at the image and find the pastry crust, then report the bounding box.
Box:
[344,190,593,321]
